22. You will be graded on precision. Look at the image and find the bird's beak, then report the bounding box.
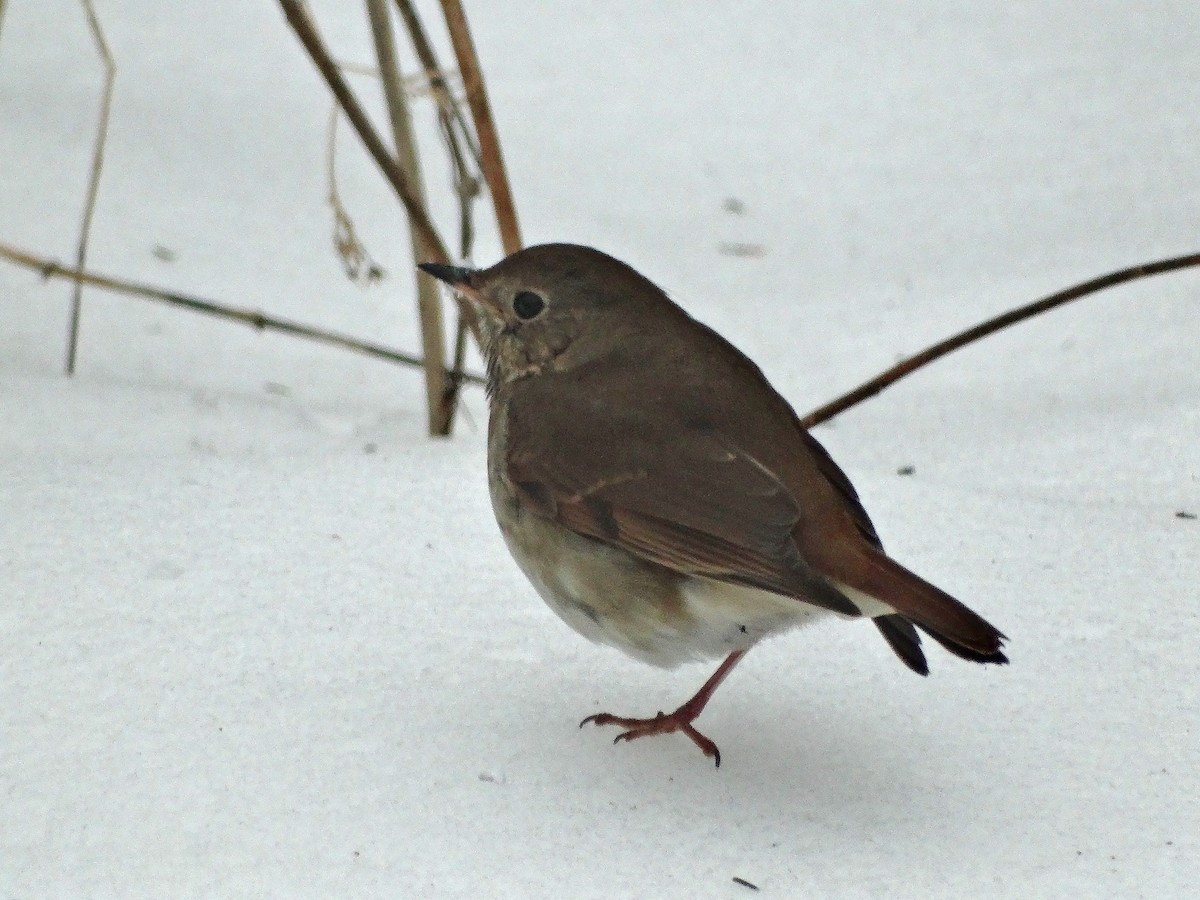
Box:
[418,262,477,287]
[418,262,503,317]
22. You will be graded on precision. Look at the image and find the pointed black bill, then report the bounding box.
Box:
[418,262,478,286]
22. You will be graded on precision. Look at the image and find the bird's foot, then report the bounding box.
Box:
[580,704,722,767]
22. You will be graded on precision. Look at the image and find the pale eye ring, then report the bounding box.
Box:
[512,291,545,320]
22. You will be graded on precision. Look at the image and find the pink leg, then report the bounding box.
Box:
[581,650,747,767]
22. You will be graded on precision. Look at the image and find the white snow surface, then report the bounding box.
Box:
[2,2,1198,896]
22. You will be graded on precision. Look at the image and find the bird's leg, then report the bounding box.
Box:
[581,649,747,767]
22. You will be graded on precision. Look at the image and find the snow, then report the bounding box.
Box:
[2,1,1197,895]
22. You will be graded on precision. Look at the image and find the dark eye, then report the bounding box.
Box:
[512,291,545,320]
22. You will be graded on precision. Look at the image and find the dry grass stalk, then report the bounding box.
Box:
[64,0,115,376]
[282,0,521,432]
[393,0,481,170]
[365,0,451,434]
[323,45,477,427]
[281,0,495,437]
[326,104,386,285]
[438,0,522,254]
[0,240,485,386]
[392,0,484,426]
[279,0,450,266]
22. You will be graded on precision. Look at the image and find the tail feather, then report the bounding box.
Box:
[919,625,1009,665]
[849,547,1007,665]
[874,614,929,675]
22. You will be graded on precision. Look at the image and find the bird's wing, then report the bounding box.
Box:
[796,429,883,549]
[502,369,859,616]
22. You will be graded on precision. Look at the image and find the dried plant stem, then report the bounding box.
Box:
[325,103,386,284]
[279,0,449,265]
[393,0,481,168]
[393,0,485,428]
[9,239,1192,422]
[444,314,471,421]
[366,0,451,435]
[438,0,522,254]
[0,241,485,387]
[65,0,115,376]
[800,251,1200,429]
[392,0,482,262]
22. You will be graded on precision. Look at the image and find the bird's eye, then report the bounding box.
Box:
[512,291,545,320]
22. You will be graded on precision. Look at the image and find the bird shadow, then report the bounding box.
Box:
[521,679,962,835]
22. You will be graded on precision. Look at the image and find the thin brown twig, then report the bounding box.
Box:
[444,313,471,423]
[437,137,477,427]
[324,20,482,429]
[0,240,486,387]
[800,251,1200,429]
[392,0,482,260]
[440,156,479,425]
[280,0,490,436]
[393,0,482,168]
[438,0,522,255]
[65,0,115,376]
[392,0,485,428]
[278,0,449,265]
[365,0,451,434]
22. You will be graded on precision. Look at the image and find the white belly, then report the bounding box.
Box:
[496,502,834,669]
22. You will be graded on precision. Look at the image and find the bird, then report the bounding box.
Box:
[419,243,1006,766]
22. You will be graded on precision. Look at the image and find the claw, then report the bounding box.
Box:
[581,707,722,766]
[577,651,745,768]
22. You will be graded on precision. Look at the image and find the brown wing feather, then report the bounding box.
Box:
[504,364,859,617]
[797,429,883,549]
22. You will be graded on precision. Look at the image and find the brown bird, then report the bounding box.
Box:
[420,244,1006,766]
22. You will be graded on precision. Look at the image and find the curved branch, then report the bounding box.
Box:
[800,252,1200,429]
